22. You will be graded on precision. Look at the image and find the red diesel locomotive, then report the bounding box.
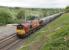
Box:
[16,19,41,38]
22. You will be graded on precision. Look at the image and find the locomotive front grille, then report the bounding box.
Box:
[16,29,25,35]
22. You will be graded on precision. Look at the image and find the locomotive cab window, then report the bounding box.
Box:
[17,24,23,30]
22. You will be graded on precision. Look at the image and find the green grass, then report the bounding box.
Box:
[19,13,69,50]
[40,13,69,50]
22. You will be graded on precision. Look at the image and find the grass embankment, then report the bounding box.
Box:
[19,13,69,50]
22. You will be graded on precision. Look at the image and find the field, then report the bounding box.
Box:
[19,13,69,50]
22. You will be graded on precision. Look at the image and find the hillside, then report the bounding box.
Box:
[19,13,69,50]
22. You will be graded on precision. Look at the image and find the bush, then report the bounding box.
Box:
[0,8,13,25]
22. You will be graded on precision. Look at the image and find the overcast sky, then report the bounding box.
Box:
[0,0,69,8]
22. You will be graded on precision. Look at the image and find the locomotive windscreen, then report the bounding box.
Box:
[17,24,23,29]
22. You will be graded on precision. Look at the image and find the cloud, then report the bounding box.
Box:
[0,0,69,8]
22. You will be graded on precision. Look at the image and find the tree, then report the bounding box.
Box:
[17,10,25,19]
[65,6,69,13]
[0,8,13,25]
[41,9,47,17]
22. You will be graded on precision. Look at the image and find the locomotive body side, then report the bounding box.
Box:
[31,19,40,29]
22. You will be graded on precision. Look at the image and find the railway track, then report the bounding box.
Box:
[0,34,16,50]
[0,25,44,50]
[0,33,15,40]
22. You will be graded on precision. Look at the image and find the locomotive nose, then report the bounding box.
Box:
[16,24,26,37]
[16,29,25,35]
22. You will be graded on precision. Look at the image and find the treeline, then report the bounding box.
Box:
[0,6,64,25]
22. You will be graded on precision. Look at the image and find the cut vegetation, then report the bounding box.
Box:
[19,13,69,50]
